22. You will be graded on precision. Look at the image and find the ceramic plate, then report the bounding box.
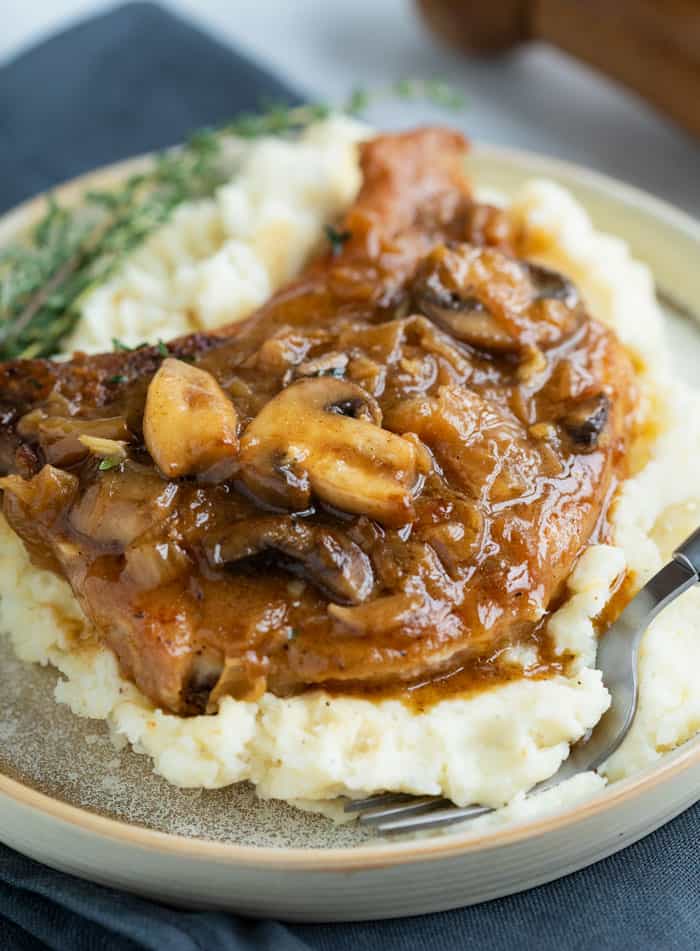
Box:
[1,145,700,922]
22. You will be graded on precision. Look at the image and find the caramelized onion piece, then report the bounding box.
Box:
[0,466,79,571]
[78,435,128,462]
[37,416,131,468]
[239,377,424,526]
[294,351,349,379]
[185,653,268,713]
[0,465,78,526]
[329,593,426,636]
[70,466,178,547]
[206,515,373,605]
[124,538,191,590]
[143,358,239,479]
[385,385,542,504]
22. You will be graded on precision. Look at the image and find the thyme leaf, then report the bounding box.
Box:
[98,456,123,471]
[111,337,132,352]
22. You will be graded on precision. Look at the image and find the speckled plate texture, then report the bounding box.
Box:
[2,146,700,920]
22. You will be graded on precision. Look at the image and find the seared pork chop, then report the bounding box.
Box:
[0,129,637,714]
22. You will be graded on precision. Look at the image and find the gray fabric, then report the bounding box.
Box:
[0,1,299,212]
[0,4,697,948]
[2,807,699,950]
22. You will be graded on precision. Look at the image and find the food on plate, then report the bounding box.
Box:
[1,117,699,828]
[0,127,635,713]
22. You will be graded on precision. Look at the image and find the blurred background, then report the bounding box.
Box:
[3,0,700,213]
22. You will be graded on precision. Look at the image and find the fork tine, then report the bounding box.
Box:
[343,792,414,813]
[357,796,448,825]
[371,802,494,834]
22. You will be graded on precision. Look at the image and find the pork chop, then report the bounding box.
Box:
[0,128,637,714]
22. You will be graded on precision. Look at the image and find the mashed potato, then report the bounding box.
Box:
[62,117,370,353]
[2,120,699,827]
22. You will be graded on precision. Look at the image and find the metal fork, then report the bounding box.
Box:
[345,526,700,834]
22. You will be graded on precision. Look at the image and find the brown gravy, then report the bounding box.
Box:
[0,128,640,716]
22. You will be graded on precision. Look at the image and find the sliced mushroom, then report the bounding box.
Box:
[205,515,374,605]
[413,244,582,354]
[560,393,611,449]
[417,287,515,351]
[143,358,239,479]
[239,377,424,526]
[527,262,581,309]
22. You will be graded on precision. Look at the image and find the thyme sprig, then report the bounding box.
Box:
[0,137,224,360]
[0,79,465,361]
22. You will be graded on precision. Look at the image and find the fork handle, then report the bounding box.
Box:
[673,526,700,578]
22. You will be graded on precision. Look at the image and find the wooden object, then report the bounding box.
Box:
[417,0,700,138]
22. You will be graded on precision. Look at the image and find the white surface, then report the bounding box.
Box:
[3,0,700,216]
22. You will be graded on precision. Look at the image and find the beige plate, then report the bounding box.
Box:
[1,145,700,922]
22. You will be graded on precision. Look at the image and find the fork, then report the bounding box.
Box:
[344,526,700,834]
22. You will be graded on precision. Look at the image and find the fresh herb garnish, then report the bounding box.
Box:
[111,337,132,352]
[98,456,123,471]
[106,374,127,384]
[0,80,465,361]
[325,225,352,257]
[111,338,148,352]
[156,339,169,357]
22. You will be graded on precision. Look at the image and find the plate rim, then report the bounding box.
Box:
[2,729,700,870]
[2,140,700,871]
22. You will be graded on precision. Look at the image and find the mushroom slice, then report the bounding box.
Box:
[413,244,582,354]
[560,393,611,449]
[205,515,373,605]
[526,262,581,309]
[78,435,128,463]
[143,358,239,479]
[239,377,424,526]
[182,652,268,713]
[417,286,515,352]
